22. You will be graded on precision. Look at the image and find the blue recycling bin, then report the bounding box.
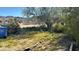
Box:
[0,26,7,38]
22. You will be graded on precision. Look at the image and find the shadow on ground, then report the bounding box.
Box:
[58,35,76,51]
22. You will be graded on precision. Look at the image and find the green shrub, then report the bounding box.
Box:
[53,23,64,33]
[63,7,79,43]
[3,18,20,34]
[7,23,20,34]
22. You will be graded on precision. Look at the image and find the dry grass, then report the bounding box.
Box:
[0,31,64,51]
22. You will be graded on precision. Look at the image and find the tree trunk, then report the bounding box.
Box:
[45,22,52,32]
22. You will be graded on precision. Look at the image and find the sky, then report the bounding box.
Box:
[0,7,23,17]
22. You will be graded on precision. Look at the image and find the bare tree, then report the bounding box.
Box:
[22,7,62,32]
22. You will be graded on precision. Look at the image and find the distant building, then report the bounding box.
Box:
[0,16,15,25]
[0,16,46,28]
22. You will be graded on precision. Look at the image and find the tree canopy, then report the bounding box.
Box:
[62,7,79,43]
[22,7,62,32]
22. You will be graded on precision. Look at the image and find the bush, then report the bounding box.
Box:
[7,23,20,34]
[63,7,79,43]
[53,23,64,33]
[3,18,20,34]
